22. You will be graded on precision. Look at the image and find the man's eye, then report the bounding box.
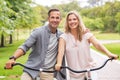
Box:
[56,17,60,19]
[51,17,54,19]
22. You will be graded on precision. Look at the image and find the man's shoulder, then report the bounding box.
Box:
[30,26,45,36]
[32,26,45,32]
[34,26,43,29]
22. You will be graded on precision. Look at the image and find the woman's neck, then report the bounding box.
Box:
[71,29,78,40]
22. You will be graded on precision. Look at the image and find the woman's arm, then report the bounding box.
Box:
[89,36,118,59]
[55,38,66,71]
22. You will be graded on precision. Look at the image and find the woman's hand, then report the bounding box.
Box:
[55,64,62,71]
[108,53,119,60]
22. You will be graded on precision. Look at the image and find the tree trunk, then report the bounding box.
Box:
[0,34,4,47]
[9,34,13,44]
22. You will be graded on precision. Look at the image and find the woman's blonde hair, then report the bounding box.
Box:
[64,11,86,41]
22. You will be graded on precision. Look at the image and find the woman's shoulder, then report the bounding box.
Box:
[83,32,94,39]
[61,32,70,37]
[84,32,93,35]
[60,33,70,40]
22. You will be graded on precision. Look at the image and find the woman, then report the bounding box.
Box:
[55,11,118,80]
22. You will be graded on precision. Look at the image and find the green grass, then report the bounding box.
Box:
[91,31,120,59]
[104,43,120,57]
[92,31,120,40]
[0,40,29,80]
[91,43,120,59]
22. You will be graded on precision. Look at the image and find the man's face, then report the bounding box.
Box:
[48,11,61,29]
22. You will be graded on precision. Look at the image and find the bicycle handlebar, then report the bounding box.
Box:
[4,57,115,79]
[12,63,56,73]
[61,57,114,73]
[4,63,66,79]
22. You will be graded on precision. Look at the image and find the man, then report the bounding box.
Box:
[5,8,66,80]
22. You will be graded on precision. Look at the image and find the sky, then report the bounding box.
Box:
[32,0,120,7]
[33,0,89,7]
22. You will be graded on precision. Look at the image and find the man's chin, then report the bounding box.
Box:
[52,25,58,28]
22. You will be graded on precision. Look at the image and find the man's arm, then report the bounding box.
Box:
[5,48,25,69]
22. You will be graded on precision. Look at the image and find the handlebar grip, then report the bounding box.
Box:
[4,66,6,69]
[111,57,115,60]
[4,64,15,69]
[111,56,119,60]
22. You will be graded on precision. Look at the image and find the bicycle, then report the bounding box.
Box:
[4,57,114,80]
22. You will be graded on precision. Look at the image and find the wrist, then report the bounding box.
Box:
[9,56,16,61]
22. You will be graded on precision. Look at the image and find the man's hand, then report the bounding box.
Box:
[5,59,15,69]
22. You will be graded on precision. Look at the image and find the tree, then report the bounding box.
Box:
[83,17,104,31]
[81,1,120,32]
[115,12,120,32]
[0,0,9,47]
[0,0,37,47]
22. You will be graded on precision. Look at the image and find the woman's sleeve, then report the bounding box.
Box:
[84,32,94,40]
[60,33,67,41]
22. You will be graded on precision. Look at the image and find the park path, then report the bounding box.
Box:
[99,40,120,44]
[91,40,120,80]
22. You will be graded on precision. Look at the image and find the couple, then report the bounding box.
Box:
[5,8,118,80]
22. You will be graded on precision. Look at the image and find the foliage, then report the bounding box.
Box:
[50,1,82,18]
[0,0,38,46]
[1,0,120,47]
[81,1,120,32]
[33,5,48,26]
[115,12,120,32]
[83,17,104,30]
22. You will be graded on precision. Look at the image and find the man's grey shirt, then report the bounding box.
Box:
[44,33,58,69]
[19,25,65,79]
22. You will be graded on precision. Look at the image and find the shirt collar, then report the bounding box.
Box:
[45,24,58,34]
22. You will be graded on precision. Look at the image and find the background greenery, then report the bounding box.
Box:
[0,0,120,47]
[0,0,120,80]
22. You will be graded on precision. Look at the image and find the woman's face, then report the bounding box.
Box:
[68,14,79,30]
